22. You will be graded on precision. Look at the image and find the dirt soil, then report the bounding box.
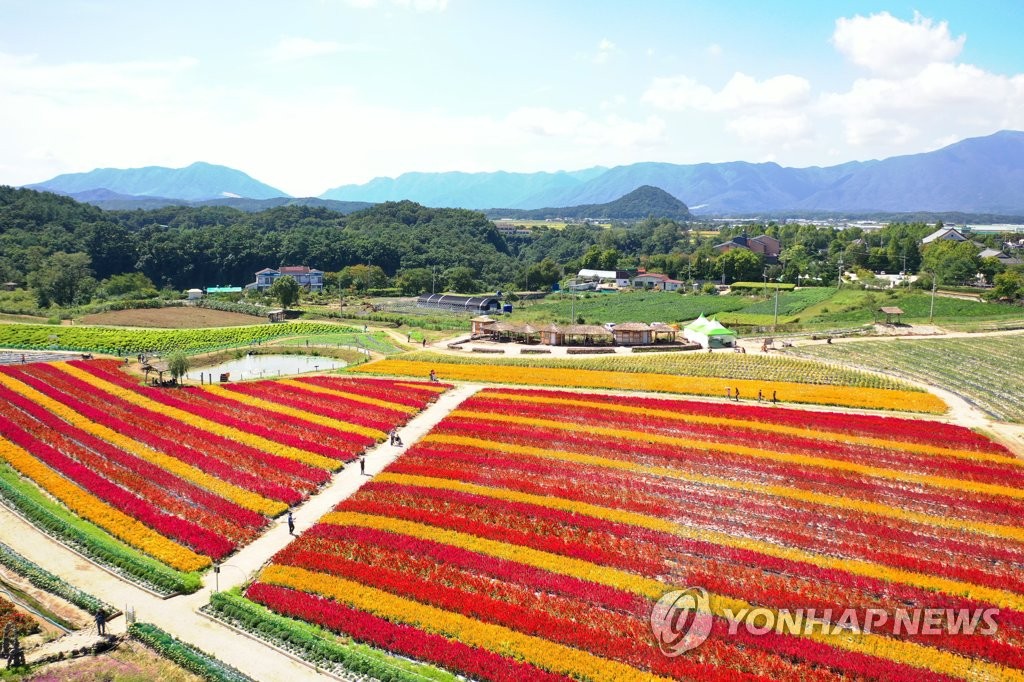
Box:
[79,307,266,328]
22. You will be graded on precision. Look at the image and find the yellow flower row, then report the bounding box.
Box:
[58,364,340,471]
[319,511,1015,681]
[203,385,386,441]
[483,390,1010,466]
[396,381,447,393]
[0,435,208,572]
[277,379,416,414]
[0,372,284,516]
[357,359,947,413]
[375,471,1024,614]
[453,408,1024,503]
[260,564,672,682]
[421,433,1022,544]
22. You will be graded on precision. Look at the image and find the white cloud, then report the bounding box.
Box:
[832,11,964,77]
[706,43,722,58]
[343,0,448,11]
[266,37,344,63]
[505,107,664,148]
[591,38,619,65]
[642,72,810,112]
[726,114,810,144]
[0,51,197,100]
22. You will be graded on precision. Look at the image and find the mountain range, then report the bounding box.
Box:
[22,130,1024,215]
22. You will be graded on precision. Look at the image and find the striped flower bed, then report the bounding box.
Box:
[247,387,1024,680]
[0,359,445,573]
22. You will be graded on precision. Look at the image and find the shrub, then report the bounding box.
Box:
[129,622,255,682]
[0,542,111,615]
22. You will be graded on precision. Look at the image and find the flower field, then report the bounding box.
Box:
[357,357,946,413]
[791,334,1024,423]
[0,359,444,574]
[247,387,1024,680]
[398,350,914,389]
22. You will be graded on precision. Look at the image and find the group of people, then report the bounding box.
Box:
[726,387,778,404]
[389,428,403,447]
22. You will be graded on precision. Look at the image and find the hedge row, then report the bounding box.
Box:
[0,541,111,616]
[730,281,796,291]
[0,465,200,595]
[129,622,255,682]
[208,591,454,682]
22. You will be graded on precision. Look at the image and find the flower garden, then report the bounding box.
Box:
[245,387,1024,680]
[356,357,946,413]
[0,359,444,583]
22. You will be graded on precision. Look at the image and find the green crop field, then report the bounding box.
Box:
[398,350,914,390]
[790,334,1024,422]
[269,331,402,355]
[512,291,748,325]
[0,322,357,356]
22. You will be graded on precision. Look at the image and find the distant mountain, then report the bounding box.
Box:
[490,186,691,220]
[57,192,372,214]
[320,130,1024,215]
[320,167,607,209]
[27,162,289,202]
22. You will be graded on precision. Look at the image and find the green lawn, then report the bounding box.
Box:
[790,334,1024,422]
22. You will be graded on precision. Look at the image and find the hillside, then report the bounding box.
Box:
[489,185,691,220]
[27,161,288,202]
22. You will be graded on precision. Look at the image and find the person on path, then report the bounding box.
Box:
[287,511,295,535]
[95,608,106,635]
[772,390,778,404]
[389,428,396,445]
[758,389,763,402]
[359,456,367,475]
[422,339,426,347]
[726,387,731,400]
[734,388,740,401]
[429,369,437,382]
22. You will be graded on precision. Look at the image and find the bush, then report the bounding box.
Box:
[0,542,111,615]
[129,622,255,682]
[207,591,454,682]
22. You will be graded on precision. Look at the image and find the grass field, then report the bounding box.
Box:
[80,307,266,328]
[790,334,1024,422]
[268,331,403,355]
[512,291,748,325]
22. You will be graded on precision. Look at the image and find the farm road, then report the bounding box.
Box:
[0,381,482,682]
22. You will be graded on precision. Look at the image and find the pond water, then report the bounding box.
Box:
[186,354,348,382]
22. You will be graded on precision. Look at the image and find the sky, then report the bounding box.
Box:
[2,0,1023,197]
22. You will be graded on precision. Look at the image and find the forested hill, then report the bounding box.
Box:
[489,186,691,220]
[0,187,519,290]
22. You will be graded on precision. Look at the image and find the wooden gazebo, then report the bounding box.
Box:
[879,306,904,325]
[612,322,653,346]
[562,324,613,346]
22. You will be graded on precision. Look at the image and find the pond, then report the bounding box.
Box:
[186,353,348,382]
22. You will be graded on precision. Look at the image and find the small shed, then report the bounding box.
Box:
[417,293,500,313]
[612,322,653,346]
[471,315,496,335]
[650,322,678,343]
[2,282,18,291]
[539,324,564,346]
[879,306,904,325]
[267,309,286,322]
[186,288,203,301]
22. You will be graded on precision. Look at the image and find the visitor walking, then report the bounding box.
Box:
[758,389,763,402]
[429,369,438,382]
[95,608,106,635]
[287,511,295,535]
[734,388,740,402]
[359,456,366,475]
[726,387,731,400]
[772,390,778,404]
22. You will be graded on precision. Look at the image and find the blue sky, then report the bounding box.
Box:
[2,1,1023,196]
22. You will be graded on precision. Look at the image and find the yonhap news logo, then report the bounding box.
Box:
[649,587,714,656]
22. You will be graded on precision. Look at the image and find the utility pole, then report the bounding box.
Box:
[431,266,436,295]
[570,278,577,323]
[837,258,844,289]
[929,272,937,323]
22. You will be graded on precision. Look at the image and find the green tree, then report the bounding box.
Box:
[991,269,1024,300]
[268,275,300,309]
[395,268,434,295]
[97,272,158,300]
[921,241,981,285]
[520,259,562,290]
[338,264,389,292]
[444,266,478,293]
[27,251,96,307]
[167,351,190,384]
[716,248,763,283]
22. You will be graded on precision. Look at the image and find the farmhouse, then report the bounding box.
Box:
[417,293,500,313]
[251,266,324,292]
[714,233,781,260]
[577,269,633,288]
[921,226,968,244]
[632,273,671,288]
[611,322,653,345]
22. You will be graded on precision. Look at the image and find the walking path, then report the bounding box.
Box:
[0,382,482,682]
